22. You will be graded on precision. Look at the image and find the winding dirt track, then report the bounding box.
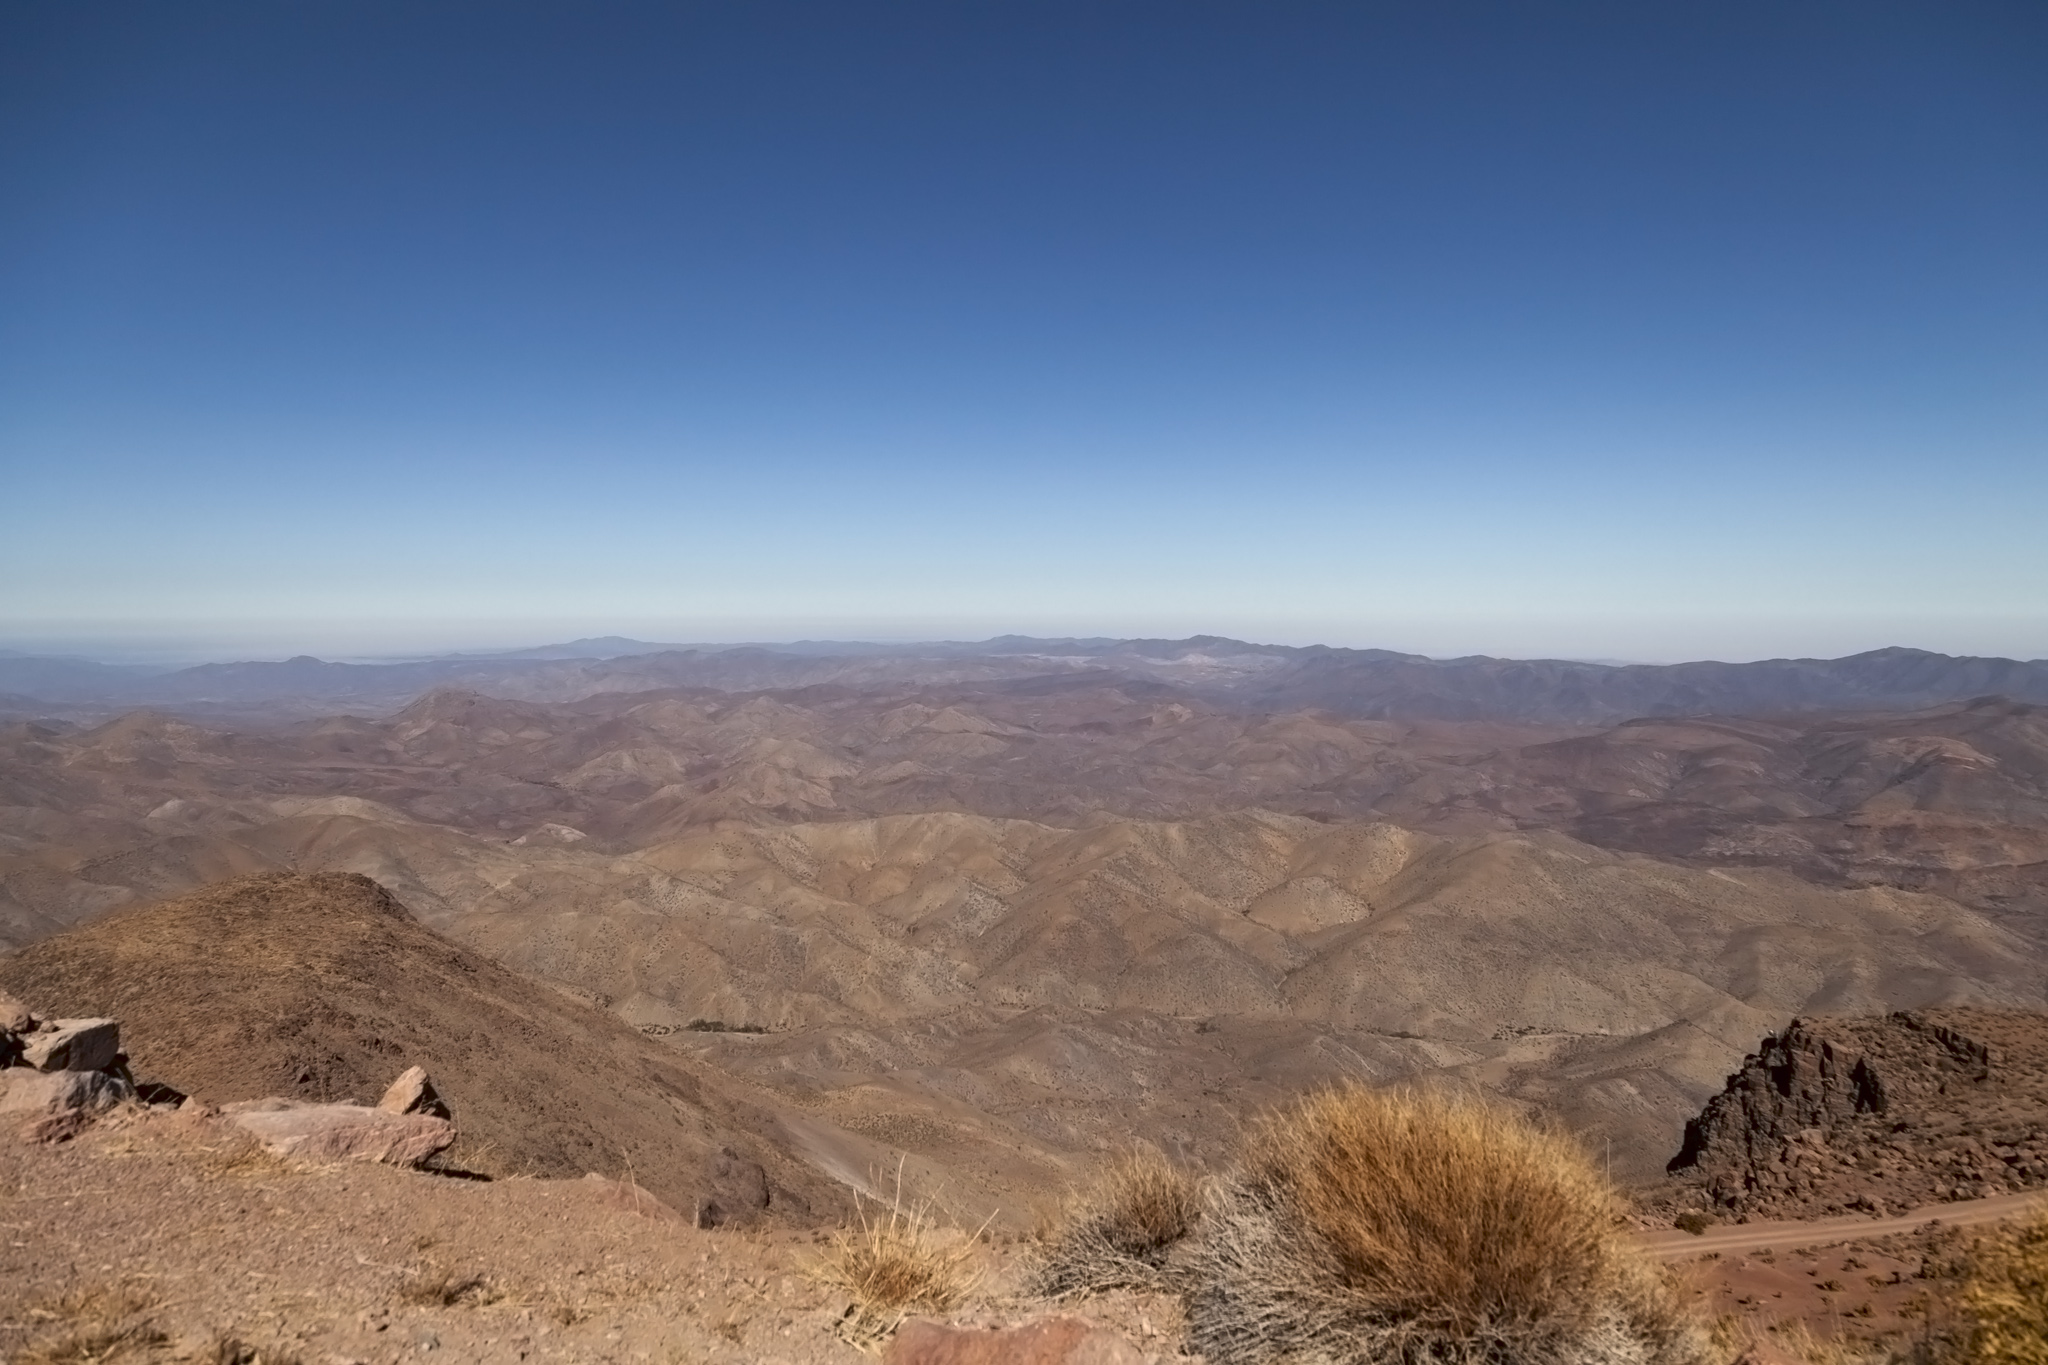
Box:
[1640,1191,2046,1261]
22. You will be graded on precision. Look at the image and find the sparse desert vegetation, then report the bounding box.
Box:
[1030,1143,1204,1298]
[1188,1085,1701,1365]
[1950,1207,2048,1365]
[1027,1084,1707,1365]
[10,1284,169,1365]
[809,1171,986,1344]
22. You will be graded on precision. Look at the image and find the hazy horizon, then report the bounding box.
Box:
[3,618,2044,670]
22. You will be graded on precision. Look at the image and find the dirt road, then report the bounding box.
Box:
[1640,1191,2046,1261]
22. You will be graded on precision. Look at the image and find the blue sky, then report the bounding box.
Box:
[3,2,2044,663]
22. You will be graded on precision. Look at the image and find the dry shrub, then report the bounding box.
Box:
[809,1171,982,1345]
[1183,1084,1705,1365]
[398,1265,496,1308]
[1952,1207,2048,1365]
[1753,1320,1868,1365]
[12,1322,171,1365]
[1031,1144,1204,1298]
[189,1130,291,1181]
[13,1284,166,1364]
[207,1336,305,1365]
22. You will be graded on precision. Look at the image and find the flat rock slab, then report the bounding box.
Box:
[885,1318,1144,1365]
[20,1018,119,1073]
[225,1100,455,1167]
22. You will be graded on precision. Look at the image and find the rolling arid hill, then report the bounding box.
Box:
[2,799,2040,1197]
[1,659,2044,1217]
[5,681,2042,934]
[0,871,835,1222]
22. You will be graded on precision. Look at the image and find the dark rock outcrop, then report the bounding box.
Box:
[1667,1008,2048,1217]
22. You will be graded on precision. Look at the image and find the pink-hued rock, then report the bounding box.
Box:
[1,1067,135,1141]
[377,1065,451,1120]
[884,1318,1144,1365]
[0,1066,135,1119]
[20,1018,120,1073]
[224,1099,455,1167]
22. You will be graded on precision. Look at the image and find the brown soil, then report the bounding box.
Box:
[0,1105,866,1364]
[1661,1219,1997,1362]
[0,873,836,1224]
[0,1106,1185,1365]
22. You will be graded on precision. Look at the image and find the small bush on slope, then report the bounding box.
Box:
[1182,1085,1705,1365]
[1956,1207,2048,1365]
[810,1171,983,1346]
[1030,1144,1204,1298]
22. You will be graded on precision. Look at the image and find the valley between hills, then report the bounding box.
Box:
[4,640,2046,1216]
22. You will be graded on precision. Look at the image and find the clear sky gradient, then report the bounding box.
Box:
[4,2,2044,663]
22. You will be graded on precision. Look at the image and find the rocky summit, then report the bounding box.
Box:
[1666,1008,2048,1218]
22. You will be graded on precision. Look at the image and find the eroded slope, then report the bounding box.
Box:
[0,871,833,1222]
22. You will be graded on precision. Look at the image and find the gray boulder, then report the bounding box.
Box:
[0,1067,135,1117]
[20,1019,121,1074]
[0,1067,137,1141]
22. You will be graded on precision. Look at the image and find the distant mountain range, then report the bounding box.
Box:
[2,636,2045,725]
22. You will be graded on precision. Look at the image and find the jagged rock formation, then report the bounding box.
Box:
[1667,1009,2048,1217]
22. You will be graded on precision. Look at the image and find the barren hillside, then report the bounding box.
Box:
[2,679,2043,1198]
[0,872,835,1221]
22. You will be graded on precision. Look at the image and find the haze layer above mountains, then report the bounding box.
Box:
[6,635,2047,725]
[3,636,2045,1201]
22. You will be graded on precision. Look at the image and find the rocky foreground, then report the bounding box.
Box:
[0,992,1176,1364]
[9,991,2048,1363]
[0,1098,1189,1365]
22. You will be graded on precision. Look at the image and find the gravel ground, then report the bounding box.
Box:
[3,1106,882,1364]
[0,1105,1192,1365]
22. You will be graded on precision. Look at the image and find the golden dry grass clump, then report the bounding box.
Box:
[10,1285,168,1365]
[810,1176,983,1345]
[1183,1085,1704,1365]
[1031,1144,1204,1298]
[1957,1207,2048,1365]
